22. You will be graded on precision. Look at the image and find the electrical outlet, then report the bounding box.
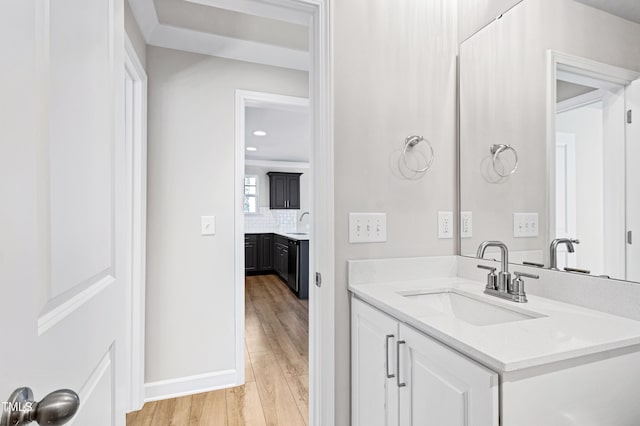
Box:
[201,216,216,236]
[461,211,472,238]
[513,213,538,237]
[349,213,387,243]
[438,211,453,239]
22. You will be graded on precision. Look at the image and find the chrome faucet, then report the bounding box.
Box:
[299,211,310,222]
[549,238,579,270]
[477,240,538,303]
[476,241,511,292]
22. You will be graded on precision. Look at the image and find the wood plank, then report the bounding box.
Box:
[189,390,228,425]
[151,398,177,425]
[168,395,192,425]
[285,374,309,425]
[226,382,267,426]
[129,401,158,426]
[245,344,255,383]
[251,350,306,426]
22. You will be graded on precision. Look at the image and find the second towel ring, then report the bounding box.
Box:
[490,144,518,177]
[403,136,434,173]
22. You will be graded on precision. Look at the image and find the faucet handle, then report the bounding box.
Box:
[477,264,496,273]
[514,271,539,280]
[477,265,497,290]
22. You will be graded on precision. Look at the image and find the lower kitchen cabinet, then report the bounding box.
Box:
[351,297,498,426]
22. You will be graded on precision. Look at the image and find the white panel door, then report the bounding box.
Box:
[398,324,498,426]
[351,298,399,426]
[627,79,640,282]
[1,0,126,424]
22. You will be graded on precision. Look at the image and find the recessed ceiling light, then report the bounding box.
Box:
[246,147,257,151]
[253,130,267,136]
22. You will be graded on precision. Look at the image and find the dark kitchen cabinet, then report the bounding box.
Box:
[244,235,258,272]
[245,232,309,300]
[260,234,273,270]
[267,172,302,209]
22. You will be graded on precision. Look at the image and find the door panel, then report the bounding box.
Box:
[1,0,126,424]
[351,298,399,426]
[398,324,498,426]
[287,175,301,209]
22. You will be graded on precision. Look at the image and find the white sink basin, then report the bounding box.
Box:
[400,289,544,326]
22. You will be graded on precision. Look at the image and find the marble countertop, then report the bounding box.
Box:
[349,277,640,372]
[245,230,309,241]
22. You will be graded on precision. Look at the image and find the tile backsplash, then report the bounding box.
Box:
[245,207,298,233]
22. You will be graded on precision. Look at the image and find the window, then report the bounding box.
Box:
[244,175,258,213]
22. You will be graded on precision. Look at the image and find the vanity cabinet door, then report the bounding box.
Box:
[352,298,399,426]
[397,324,498,426]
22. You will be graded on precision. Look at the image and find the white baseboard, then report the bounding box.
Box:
[144,369,237,402]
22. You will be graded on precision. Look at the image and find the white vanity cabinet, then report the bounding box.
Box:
[352,297,499,426]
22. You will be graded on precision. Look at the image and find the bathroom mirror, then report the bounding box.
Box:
[459,0,640,282]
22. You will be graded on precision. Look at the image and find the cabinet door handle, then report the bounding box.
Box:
[385,334,395,379]
[397,340,406,388]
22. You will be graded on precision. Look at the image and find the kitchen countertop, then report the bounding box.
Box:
[245,230,309,241]
[349,276,640,372]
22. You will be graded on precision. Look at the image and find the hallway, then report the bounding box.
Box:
[127,275,309,425]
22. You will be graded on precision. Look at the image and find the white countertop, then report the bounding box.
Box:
[349,276,640,372]
[245,230,309,241]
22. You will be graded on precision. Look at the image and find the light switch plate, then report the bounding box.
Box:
[438,211,453,239]
[460,211,472,238]
[349,213,387,243]
[513,213,538,237]
[201,216,216,236]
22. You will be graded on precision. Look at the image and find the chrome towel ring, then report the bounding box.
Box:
[403,135,434,173]
[490,144,518,177]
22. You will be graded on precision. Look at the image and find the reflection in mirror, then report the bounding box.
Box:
[459,0,640,282]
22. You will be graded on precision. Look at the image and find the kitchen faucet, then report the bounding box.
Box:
[549,238,580,270]
[299,211,310,222]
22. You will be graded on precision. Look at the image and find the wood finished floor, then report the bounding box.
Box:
[126,274,309,426]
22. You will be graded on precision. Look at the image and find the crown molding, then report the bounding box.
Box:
[127,0,309,71]
[184,0,311,25]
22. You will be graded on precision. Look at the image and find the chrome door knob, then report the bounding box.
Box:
[1,387,80,426]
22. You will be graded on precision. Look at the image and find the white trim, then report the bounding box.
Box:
[556,89,605,113]
[185,0,312,25]
[125,34,148,413]
[148,24,309,71]
[245,159,310,169]
[144,370,237,402]
[127,0,159,41]
[546,50,640,266]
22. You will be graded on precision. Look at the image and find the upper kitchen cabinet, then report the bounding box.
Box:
[267,172,302,209]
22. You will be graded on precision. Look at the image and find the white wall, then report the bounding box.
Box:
[125,0,146,69]
[146,46,308,388]
[333,0,458,423]
[459,0,640,260]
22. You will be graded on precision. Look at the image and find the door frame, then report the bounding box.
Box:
[234,1,334,423]
[124,34,148,412]
[546,50,640,268]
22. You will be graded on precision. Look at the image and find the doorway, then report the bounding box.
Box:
[548,51,640,279]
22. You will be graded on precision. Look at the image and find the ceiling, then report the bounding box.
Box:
[128,0,310,70]
[153,0,308,51]
[245,106,310,163]
[575,0,640,24]
[556,80,598,102]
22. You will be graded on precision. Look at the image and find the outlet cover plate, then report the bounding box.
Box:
[461,211,472,238]
[438,211,453,239]
[513,212,538,238]
[349,213,387,243]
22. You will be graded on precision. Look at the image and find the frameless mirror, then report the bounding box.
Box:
[459,0,640,282]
